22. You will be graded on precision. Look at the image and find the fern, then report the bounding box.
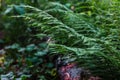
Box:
[12,2,120,80]
[16,5,98,47]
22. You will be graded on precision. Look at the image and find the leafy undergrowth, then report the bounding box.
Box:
[0,0,120,80]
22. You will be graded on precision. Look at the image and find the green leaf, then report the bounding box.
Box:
[14,5,25,15]
[18,48,26,52]
[35,51,47,56]
[4,7,13,14]
[21,74,31,80]
[38,43,48,49]
[10,43,20,49]
[46,63,53,68]
[26,44,36,52]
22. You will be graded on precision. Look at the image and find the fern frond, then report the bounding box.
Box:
[13,3,120,80]
[16,5,98,48]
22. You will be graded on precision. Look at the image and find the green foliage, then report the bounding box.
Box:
[0,0,120,80]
